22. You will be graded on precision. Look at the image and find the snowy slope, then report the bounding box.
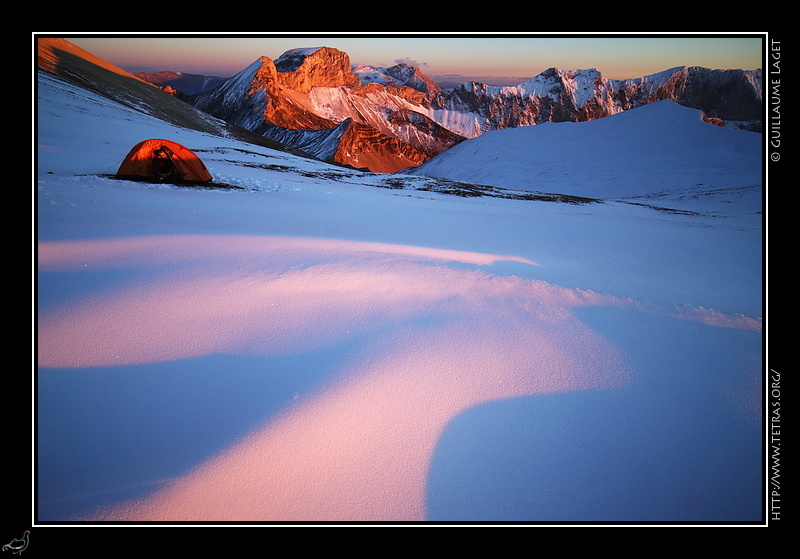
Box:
[36,67,764,524]
[407,100,763,202]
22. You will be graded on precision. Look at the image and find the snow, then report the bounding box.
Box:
[514,68,604,108]
[274,47,324,71]
[353,64,394,87]
[36,68,764,524]
[408,100,763,202]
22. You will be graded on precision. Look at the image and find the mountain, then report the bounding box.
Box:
[190,47,463,172]
[189,46,762,173]
[134,70,227,95]
[37,37,763,181]
[353,62,442,93]
[429,66,763,138]
[406,99,763,200]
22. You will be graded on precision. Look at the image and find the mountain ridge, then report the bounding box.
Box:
[133,70,227,95]
[186,45,762,172]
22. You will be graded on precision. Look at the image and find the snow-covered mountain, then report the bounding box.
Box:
[191,47,462,172]
[353,62,442,93]
[429,65,762,137]
[35,37,764,525]
[407,99,763,200]
[189,46,762,173]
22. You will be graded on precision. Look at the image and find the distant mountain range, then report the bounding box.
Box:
[174,46,762,172]
[133,71,227,96]
[41,38,763,174]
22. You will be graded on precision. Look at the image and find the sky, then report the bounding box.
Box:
[63,33,765,87]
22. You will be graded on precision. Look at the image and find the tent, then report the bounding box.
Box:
[116,139,213,183]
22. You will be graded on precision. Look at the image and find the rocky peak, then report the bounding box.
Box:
[274,48,319,72]
[384,63,441,93]
[272,47,361,93]
[250,57,279,90]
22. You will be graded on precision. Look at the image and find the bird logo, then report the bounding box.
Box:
[2,531,29,555]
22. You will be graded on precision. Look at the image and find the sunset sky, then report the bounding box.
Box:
[65,33,765,86]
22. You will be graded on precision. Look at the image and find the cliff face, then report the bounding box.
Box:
[334,119,430,172]
[272,47,362,93]
[191,47,763,173]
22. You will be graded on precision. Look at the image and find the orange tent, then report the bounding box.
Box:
[116,139,212,182]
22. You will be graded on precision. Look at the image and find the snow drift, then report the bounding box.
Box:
[407,100,763,200]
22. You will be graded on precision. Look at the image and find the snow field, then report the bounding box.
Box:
[36,68,764,523]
